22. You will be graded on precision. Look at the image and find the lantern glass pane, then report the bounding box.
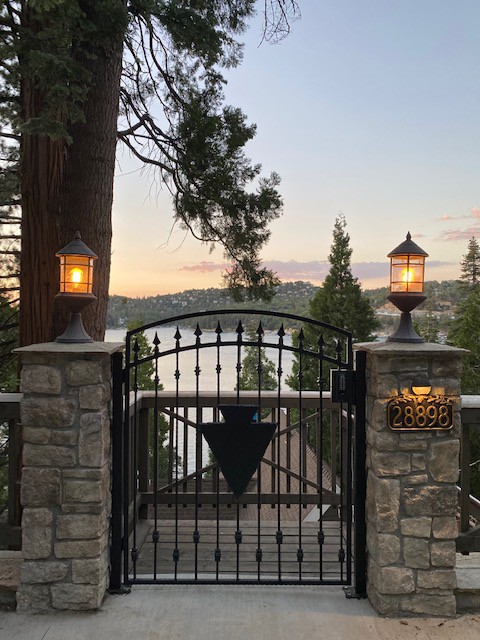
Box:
[60,255,93,293]
[390,256,425,293]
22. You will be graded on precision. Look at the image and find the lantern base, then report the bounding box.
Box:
[387,311,424,343]
[55,312,94,343]
[55,292,96,343]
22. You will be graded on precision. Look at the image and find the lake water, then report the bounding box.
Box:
[106,326,294,391]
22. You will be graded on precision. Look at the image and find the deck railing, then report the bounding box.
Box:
[124,390,347,518]
[2,391,480,551]
[0,392,22,548]
[457,396,480,553]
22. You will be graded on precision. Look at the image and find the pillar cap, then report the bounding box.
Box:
[14,341,124,355]
[354,341,467,356]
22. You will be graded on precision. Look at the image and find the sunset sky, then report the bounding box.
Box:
[110,1,480,297]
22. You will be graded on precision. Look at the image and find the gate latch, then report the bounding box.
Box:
[331,369,356,404]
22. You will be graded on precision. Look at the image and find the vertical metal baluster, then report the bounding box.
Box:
[173,327,181,580]
[302,406,308,494]
[152,333,160,579]
[123,337,131,584]
[236,321,244,403]
[235,321,243,580]
[215,321,223,580]
[183,407,188,494]
[317,334,325,581]
[270,407,276,493]
[336,340,346,581]
[276,324,285,581]
[297,328,304,580]
[131,339,140,580]
[346,337,354,585]
[286,408,291,496]
[168,414,174,484]
[256,321,264,581]
[193,323,202,580]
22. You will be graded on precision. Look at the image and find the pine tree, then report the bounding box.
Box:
[415,300,440,343]
[237,328,277,391]
[287,215,379,390]
[460,237,480,287]
[449,238,480,392]
[0,1,300,348]
[127,320,175,479]
[128,320,157,392]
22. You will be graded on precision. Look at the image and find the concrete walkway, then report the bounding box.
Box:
[1,586,480,640]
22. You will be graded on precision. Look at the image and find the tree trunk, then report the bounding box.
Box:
[20,3,125,346]
[19,70,65,346]
[53,38,124,342]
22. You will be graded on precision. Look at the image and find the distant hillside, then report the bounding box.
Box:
[107,279,462,331]
[107,281,319,330]
[363,280,463,311]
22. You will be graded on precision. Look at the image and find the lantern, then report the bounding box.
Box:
[55,232,97,343]
[387,232,428,343]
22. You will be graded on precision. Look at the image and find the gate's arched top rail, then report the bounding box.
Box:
[124,308,354,369]
[126,309,353,340]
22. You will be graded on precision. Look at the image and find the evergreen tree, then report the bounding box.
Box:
[128,319,157,392]
[415,300,440,344]
[0,1,300,348]
[448,236,480,393]
[460,237,480,287]
[237,328,277,391]
[447,292,480,394]
[287,215,379,390]
[448,240,480,497]
[127,320,174,479]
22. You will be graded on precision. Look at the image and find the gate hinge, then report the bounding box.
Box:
[331,369,356,404]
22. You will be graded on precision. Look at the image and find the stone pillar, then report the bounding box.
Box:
[358,342,463,617]
[14,342,123,612]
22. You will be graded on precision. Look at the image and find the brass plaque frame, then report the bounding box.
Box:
[387,395,453,431]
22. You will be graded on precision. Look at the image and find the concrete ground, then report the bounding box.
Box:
[1,585,480,640]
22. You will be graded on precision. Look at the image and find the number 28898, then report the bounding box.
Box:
[387,397,453,431]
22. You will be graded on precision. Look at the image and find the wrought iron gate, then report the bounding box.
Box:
[110,310,366,592]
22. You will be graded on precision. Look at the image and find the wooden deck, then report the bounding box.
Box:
[131,518,348,583]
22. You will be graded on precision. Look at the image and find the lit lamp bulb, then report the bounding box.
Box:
[70,268,83,288]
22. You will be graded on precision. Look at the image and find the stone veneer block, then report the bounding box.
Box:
[20,364,62,395]
[21,397,77,428]
[356,341,464,618]
[14,342,123,613]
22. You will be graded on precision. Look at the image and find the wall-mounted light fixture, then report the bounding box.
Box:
[411,375,432,396]
[387,232,428,343]
[55,232,97,343]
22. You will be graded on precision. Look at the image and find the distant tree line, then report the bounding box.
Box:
[107,277,467,335]
[106,281,319,331]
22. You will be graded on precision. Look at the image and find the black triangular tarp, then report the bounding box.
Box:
[199,405,275,498]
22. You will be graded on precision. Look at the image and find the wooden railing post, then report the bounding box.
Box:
[137,407,149,520]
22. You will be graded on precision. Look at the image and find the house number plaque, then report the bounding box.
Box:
[387,396,453,431]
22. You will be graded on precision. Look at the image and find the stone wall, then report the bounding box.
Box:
[14,342,123,612]
[358,341,463,617]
